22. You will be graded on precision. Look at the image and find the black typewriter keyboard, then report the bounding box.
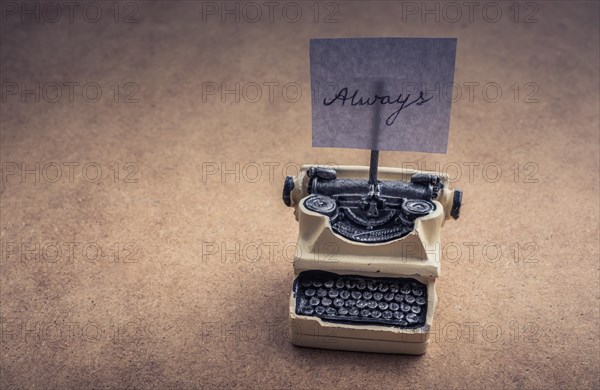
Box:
[294,271,427,328]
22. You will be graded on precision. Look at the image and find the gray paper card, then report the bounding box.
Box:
[310,37,456,153]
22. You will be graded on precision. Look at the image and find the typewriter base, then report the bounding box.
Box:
[289,313,430,355]
[289,290,433,355]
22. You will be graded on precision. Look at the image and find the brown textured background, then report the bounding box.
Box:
[0,1,599,389]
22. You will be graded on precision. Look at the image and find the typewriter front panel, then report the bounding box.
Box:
[288,273,438,354]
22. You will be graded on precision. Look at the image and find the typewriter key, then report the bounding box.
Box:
[393,312,404,320]
[305,288,316,297]
[302,307,314,315]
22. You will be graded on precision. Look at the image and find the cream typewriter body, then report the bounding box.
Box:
[282,165,461,354]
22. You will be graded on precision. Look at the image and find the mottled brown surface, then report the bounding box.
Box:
[0,1,598,389]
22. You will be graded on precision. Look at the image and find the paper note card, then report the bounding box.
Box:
[310,37,457,153]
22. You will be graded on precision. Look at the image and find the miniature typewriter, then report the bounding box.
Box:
[285,37,461,353]
[282,164,462,354]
